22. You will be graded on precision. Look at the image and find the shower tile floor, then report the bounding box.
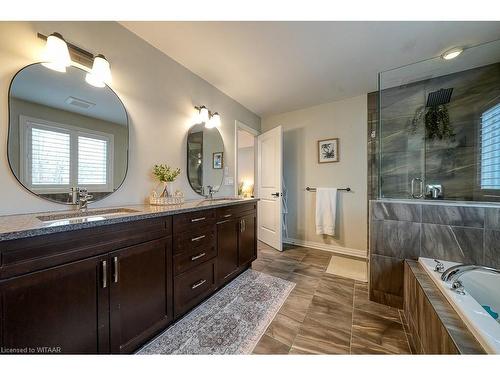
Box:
[253,242,412,354]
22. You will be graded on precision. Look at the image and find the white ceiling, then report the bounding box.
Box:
[121,21,500,117]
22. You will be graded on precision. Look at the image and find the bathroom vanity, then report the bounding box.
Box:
[0,199,257,354]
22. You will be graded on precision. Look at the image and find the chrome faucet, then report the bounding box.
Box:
[70,187,93,211]
[441,264,500,294]
[204,185,215,199]
[426,184,443,199]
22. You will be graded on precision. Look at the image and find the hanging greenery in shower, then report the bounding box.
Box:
[409,94,455,141]
[424,104,454,140]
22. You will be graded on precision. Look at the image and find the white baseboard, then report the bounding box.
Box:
[283,237,367,260]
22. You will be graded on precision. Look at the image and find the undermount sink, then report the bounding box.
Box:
[207,197,243,202]
[37,208,140,223]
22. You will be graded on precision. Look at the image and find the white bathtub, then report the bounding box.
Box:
[419,257,500,354]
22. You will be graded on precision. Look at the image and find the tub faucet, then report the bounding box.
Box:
[441,264,500,283]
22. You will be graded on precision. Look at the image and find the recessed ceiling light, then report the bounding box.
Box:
[442,48,463,60]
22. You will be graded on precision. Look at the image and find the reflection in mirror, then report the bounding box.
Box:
[8,63,128,204]
[187,124,224,196]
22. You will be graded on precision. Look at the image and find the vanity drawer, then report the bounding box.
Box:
[216,202,257,220]
[174,259,216,318]
[173,209,216,234]
[173,243,216,276]
[0,217,172,279]
[173,226,216,254]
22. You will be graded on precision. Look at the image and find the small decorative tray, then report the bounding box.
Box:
[149,195,185,206]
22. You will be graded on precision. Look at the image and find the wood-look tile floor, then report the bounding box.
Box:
[252,242,412,355]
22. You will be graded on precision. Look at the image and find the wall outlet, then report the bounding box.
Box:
[224,166,229,176]
[224,177,234,186]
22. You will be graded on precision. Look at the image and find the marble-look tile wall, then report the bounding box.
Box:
[369,200,500,308]
[377,63,500,202]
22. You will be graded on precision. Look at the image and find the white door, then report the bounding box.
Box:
[257,126,283,251]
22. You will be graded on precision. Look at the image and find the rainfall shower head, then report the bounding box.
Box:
[426,88,454,107]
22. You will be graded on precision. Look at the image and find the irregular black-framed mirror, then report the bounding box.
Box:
[7,63,128,204]
[187,124,224,196]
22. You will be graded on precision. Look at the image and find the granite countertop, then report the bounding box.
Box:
[0,197,259,242]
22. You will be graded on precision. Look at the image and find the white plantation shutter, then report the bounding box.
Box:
[78,136,108,185]
[21,116,113,192]
[481,103,500,190]
[31,127,70,185]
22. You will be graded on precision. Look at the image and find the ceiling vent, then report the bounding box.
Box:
[65,96,95,109]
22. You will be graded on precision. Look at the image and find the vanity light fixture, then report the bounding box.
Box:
[442,47,463,60]
[85,54,112,88]
[198,106,210,124]
[194,106,221,128]
[38,32,112,88]
[208,112,221,128]
[41,32,71,73]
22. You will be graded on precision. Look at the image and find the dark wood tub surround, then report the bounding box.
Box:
[0,200,257,354]
[403,260,485,354]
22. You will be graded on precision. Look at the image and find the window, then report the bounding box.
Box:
[31,127,71,185]
[78,136,108,185]
[481,103,500,190]
[20,116,114,193]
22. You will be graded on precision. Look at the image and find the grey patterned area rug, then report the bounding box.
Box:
[137,269,295,354]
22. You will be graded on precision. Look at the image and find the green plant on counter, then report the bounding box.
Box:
[153,164,181,182]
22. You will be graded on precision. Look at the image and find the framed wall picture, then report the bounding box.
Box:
[213,152,223,169]
[317,138,339,163]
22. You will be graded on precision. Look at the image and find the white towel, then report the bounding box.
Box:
[315,188,337,236]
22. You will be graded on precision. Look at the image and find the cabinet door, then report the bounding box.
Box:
[216,218,239,284]
[0,255,109,354]
[238,212,257,266]
[109,238,173,353]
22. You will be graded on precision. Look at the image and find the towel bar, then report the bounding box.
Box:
[305,187,351,192]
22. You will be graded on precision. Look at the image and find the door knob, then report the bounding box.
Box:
[271,192,280,197]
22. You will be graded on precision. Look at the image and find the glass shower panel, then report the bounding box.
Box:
[378,39,500,202]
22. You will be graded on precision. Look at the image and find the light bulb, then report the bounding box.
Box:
[85,54,112,88]
[41,33,71,72]
[199,106,209,124]
[442,48,463,60]
[210,112,221,128]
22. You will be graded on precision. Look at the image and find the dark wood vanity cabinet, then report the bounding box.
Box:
[238,211,257,266]
[216,217,239,283]
[109,238,173,353]
[216,202,258,285]
[0,217,173,354]
[0,201,257,354]
[0,254,110,354]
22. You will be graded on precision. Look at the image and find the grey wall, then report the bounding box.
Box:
[0,22,260,215]
[262,95,368,256]
[369,199,500,308]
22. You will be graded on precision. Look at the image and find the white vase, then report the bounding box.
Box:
[163,181,174,197]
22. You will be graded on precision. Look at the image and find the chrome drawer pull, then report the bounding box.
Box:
[191,235,206,242]
[223,214,232,218]
[102,260,107,289]
[191,217,206,222]
[113,256,119,283]
[191,252,206,261]
[191,279,206,289]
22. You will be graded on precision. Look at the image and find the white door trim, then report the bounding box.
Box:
[234,120,259,196]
